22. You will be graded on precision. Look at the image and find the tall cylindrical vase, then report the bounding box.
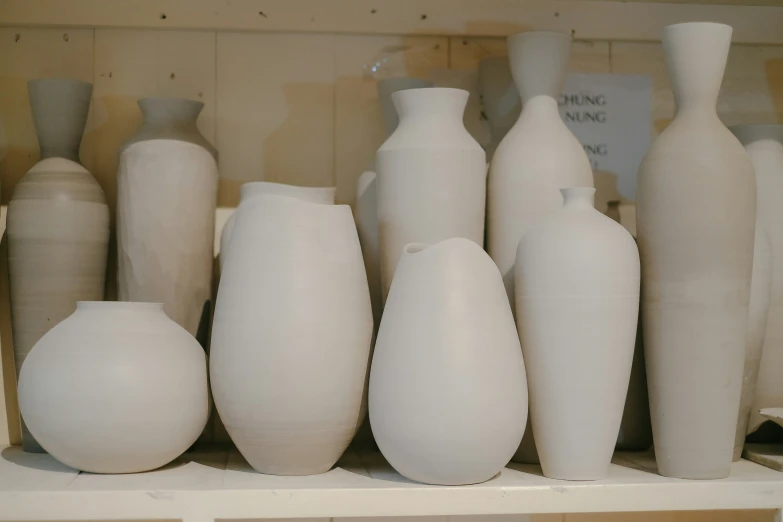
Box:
[515,188,639,480]
[377,87,486,301]
[731,124,783,438]
[117,98,218,339]
[478,56,521,160]
[636,23,756,479]
[487,31,594,302]
[8,78,110,452]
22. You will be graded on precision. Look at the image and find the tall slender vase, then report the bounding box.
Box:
[211,195,372,475]
[731,124,783,438]
[487,31,594,302]
[636,22,755,479]
[515,188,639,480]
[377,88,486,301]
[8,79,110,452]
[220,182,336,272]
[117,98,218,339]
[478,57,521,160]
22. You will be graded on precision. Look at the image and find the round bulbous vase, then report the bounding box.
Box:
[8,78,109,453]
[376,87,487,302]
[515,188,640,480]
[17,302,209,473]
[487,31,594,304]
[478,56,521,160]
[377,77,433,136]
[730,124,783,438]
[733,226,772,460]
[636,22,756,479]
[211,195,373,475]
[219,182,336,272]
[117,97,218,339]
[369,238,527,485]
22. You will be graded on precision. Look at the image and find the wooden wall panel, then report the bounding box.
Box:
[333,35,448,205]
[216,32,336,206]
[90,29,217,208]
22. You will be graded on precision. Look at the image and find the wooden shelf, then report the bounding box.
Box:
[0,0,782,44]
[0,445,781,521]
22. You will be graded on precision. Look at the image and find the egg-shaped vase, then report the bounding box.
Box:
[731,124,783,437]
[211,195,373,475]
[8,78,109,453]
[17,302,209,473]
[369,238,527,485]
[636,23,756,479]
[219,182,336,272]
[117,97,219,339]
[487,31,594,302]
[515,188,640,480]
[377,87,486,302]
[733,226,772,460]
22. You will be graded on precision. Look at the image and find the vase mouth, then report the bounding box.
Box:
[77,301,165,312]
[138,97,204,125]
[28,78,93,91]
[391,87,469,120]
[239,181,336,203]
[662,21,732,35]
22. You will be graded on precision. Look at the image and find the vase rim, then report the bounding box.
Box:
[28,78,93,89]
[663,21,732,32]
[77,301,165,311]
[508,30,571,43]
[241,192,351,211]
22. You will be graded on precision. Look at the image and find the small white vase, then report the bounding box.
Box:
[734,225,772,460]
[478,56,521,160]
[17,302,209,473]
[515,187,639,480]
[219,182,336,272]
[377,87,487,302]
[211,194,372,475]
[731,124,783,437]
[637,22,755,479]
[369,238,527,485]
[487,31,594,302]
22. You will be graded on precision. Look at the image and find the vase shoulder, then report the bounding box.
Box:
[13,158,106,204]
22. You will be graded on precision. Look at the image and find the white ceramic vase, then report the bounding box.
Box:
[369,238,527,485]
[8,79,110,453]
[377,87,486,301]
[636,22,756,479]
[117,97,218,338]
[733,226,773,460]
[355,170,382,329]
[17,302,209,473]
[211,195,373,475]
[219,182,336,272]
[731,124,783,437]
[515,188,639,480]
[487,31,594,301]
[478,56,521,160]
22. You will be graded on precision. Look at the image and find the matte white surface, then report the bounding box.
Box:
[0,446,781,521]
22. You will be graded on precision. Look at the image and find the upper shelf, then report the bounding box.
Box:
[0,445,782,521]
[0,0,782,44]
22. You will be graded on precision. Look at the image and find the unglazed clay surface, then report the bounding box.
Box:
[515,188,639,480]
[377,78,433,136]
[369,238,527,485]
[636,22,755,479]
[731,124,783,437]
[219,182,336,272]
[211,195,372,475]
[487,31,594,303]
[377,88,486,302]
[478,56,521,160]
[17,302,209,473]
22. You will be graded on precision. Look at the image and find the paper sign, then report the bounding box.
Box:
[559,73,652,200]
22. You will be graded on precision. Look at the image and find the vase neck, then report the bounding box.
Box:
[663,23,732,116]
[139,97,203,128]
[522,95,560,116]
[28,79,92,163]
[393,88,468,127]
[561,187,596,209]
[508,31,570,104]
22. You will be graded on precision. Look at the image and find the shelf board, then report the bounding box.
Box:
[0,445,781,521]
[0,0,782,44]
